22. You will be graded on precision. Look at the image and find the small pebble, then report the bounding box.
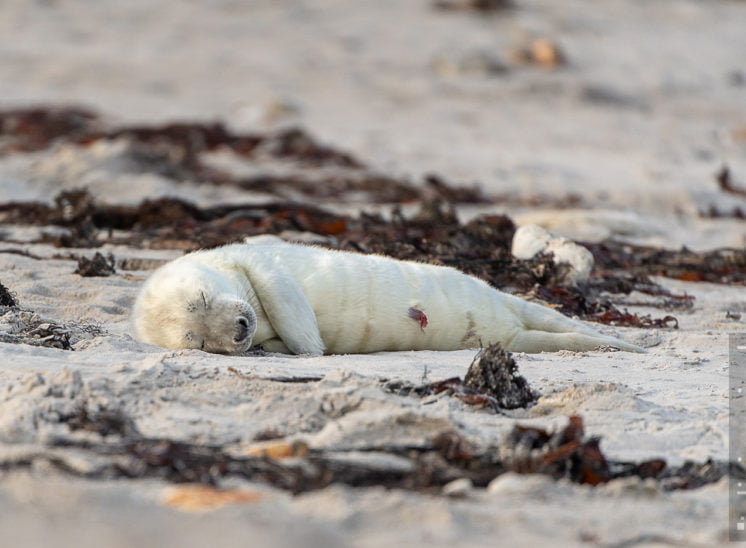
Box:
[442,477,473,498]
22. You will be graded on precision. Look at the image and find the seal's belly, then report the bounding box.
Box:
[297,255,508,354]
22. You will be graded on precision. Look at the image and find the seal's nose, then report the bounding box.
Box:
[235,316,250,342]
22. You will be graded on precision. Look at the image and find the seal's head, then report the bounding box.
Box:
[131,261,256,354]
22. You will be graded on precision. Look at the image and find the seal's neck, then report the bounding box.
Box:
[221,267,258,307]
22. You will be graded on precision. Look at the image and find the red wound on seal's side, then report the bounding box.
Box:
[407,307,428,331]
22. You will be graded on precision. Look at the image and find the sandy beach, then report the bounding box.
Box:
[1,1,745,546]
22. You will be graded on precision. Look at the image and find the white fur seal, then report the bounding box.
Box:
[131,238,643,355]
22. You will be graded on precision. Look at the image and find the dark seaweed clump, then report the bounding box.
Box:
[74,252,116,277]
[463,343,538,409]
[382,343,537,411]
[0,190,707,330]
[0,281,17,307]
[31,410,741,494]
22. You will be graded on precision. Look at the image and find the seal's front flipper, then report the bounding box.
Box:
[247,264,325,356]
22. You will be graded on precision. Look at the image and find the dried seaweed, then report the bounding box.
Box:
[499,416,609,485]
[227,366,322,383]
[701,204,746,219]
[658,459,733,490]
[0,308,104,350]
[0,281,17,307]
[0,107,359,167]
[704,163,745,218]
[423,174,489,204]
[253,127,362,168]
[383,344,536,411]
[0,106,100,154]
[65,405,141,438]
[427,377,504,410]
[493,192,583,209]
[433,0,512,12]
[0,190,352,251]
[463,343,538,409]
[0,248,44,260]
[588,272,695,308]
[0,106,740,328]
[225,173,424,203]
[533,285,680,328]
[0,320,72,350]
[587,240,746,285]
[382,364,736,487]
[0,190,700,328]
[74,252,116,277]
[0,107,501,206]
[716,165,746,198]
[11,414,734,495]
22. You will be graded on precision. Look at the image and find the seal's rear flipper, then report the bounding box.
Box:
[507,330,645,353]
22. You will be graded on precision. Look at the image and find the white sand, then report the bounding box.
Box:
[0,0,745,545]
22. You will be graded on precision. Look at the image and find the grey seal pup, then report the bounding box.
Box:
[131,238,643,355]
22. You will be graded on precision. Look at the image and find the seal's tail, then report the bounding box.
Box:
[506,296,645,353]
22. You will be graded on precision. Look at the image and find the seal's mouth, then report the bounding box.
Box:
[230,339,253,354]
